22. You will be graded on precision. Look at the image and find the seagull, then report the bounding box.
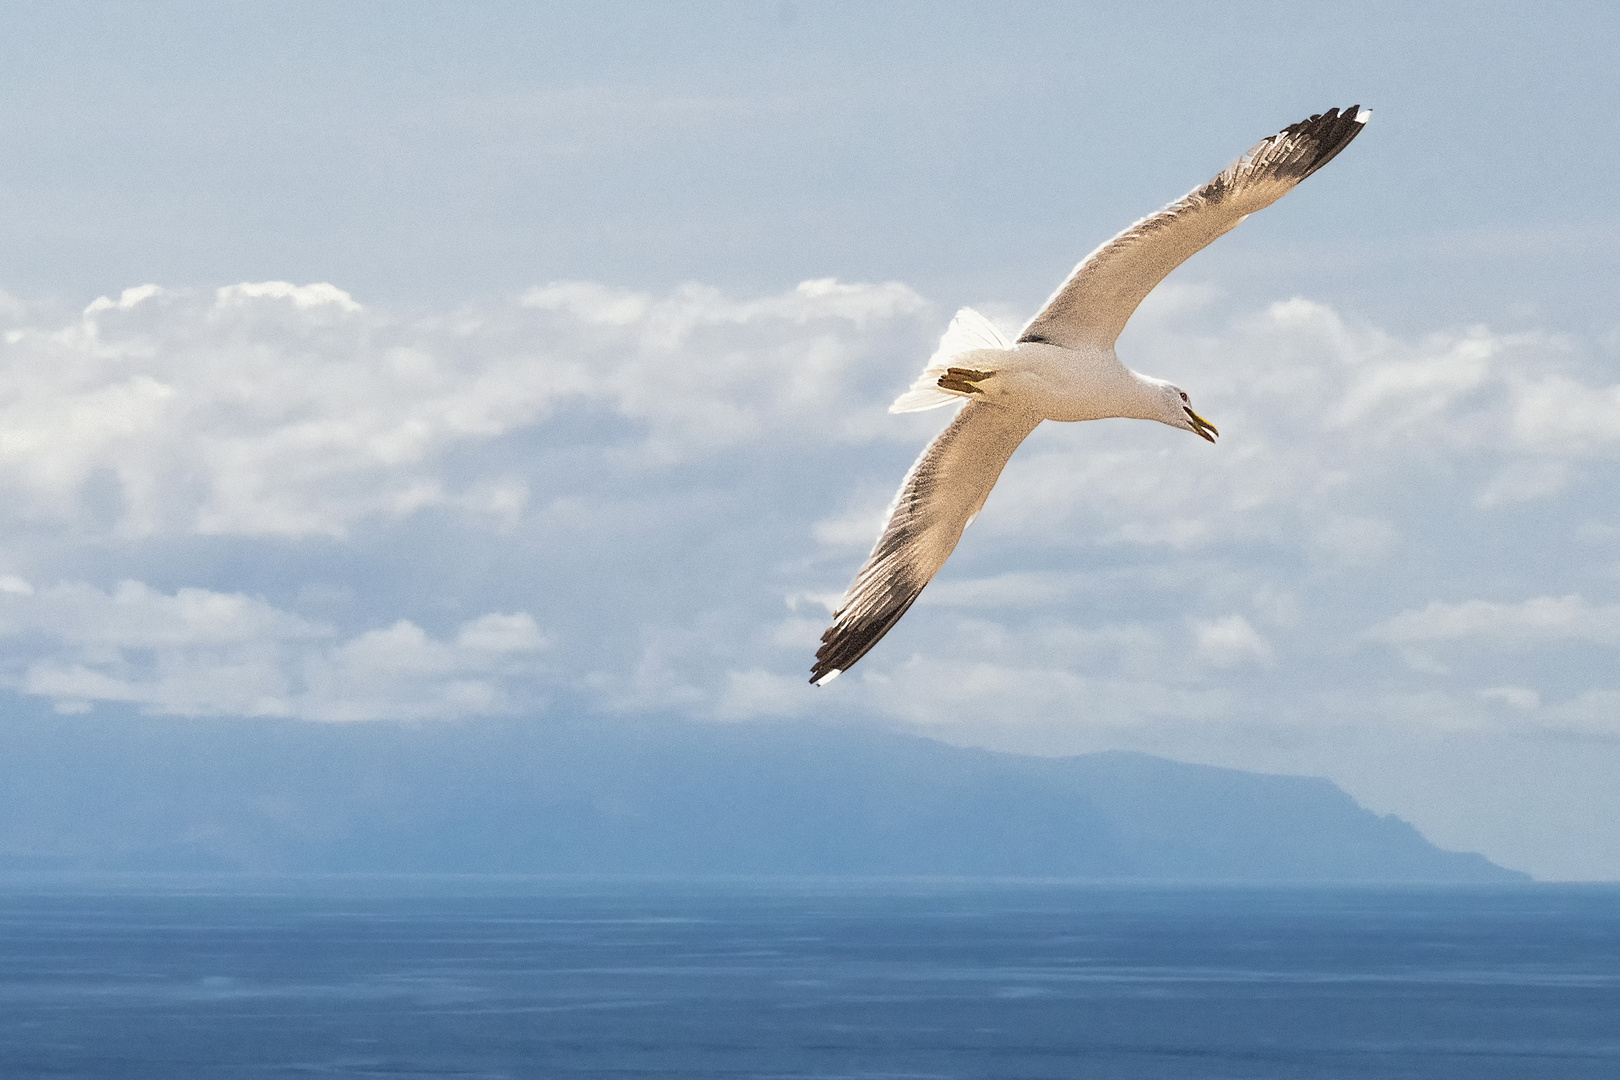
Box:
[811,106,1369,685]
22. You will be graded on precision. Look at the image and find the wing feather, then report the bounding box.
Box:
[811,403,1042,683]
[1018,106,1369,350]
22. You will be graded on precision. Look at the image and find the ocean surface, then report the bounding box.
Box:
[0,877,1615,1079]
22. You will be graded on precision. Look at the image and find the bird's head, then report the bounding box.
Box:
[1154,383,1218,443]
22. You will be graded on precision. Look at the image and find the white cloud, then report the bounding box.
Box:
[1194,615,1273,668]
[214,281,363,312]
[0,276,931,539]
[1508,375,1620,454]
[301,613,549,722]
[0,578,547,721]
[1368,595,1620,650]
[456,612,549,653]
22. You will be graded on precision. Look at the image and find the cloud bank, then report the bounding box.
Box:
[0,277,1614,750]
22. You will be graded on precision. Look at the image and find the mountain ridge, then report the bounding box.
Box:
[0,711,1527,881]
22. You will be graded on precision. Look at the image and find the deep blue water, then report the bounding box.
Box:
[0,878,1615,1079]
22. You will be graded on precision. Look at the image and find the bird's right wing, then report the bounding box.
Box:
[812,402,1042,684]
[1018,106,1369,351]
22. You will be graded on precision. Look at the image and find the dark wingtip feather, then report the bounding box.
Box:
[809,590,923,684]
[1286,104,1368,182]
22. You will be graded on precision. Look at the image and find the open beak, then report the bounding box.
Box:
[1184,406,1219,443]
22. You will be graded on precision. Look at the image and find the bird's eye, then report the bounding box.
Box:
[1179,391,1189,402]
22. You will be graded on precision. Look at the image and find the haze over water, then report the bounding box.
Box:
[1,877,1615,1079]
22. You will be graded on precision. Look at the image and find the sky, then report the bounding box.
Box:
[0,0,1617,879]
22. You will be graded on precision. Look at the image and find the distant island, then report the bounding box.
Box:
[0,710,1527,881]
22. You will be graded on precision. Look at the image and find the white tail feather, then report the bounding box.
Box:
[889,307,1013,414]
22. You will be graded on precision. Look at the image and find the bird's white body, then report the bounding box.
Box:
[887,298,1205,434]
[811,106,1370,684]
[967,342,1157,424]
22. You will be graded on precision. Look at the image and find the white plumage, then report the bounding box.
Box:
[812,106,1370,685]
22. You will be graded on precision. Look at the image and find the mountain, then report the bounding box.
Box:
[0,710,1526,881]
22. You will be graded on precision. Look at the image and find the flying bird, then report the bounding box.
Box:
[811,105,1370,685]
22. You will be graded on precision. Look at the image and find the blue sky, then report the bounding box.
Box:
[0,1,1617,879]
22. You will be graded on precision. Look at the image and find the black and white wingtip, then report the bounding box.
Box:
[810,589,924,684]
[1276,104,1371,184]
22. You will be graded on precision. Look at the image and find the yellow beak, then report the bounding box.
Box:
[1184,406,1219,443]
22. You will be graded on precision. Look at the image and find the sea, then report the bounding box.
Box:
[0,877,1615,1079]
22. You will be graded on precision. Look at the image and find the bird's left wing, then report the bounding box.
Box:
[1018,106,1369,351]
[811,402,1042,684]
